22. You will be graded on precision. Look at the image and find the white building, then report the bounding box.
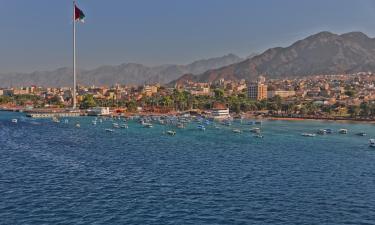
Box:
[87,107,110,116]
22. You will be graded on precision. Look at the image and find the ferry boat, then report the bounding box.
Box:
[301,133,316,137]
[339,129,348,134]
[369,139,375,148]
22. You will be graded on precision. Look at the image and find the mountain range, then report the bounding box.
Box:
[0,54,243,87]
[173,31,375,84]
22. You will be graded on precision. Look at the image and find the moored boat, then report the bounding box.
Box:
[339,129,348,134]
[356,132,367,136]
[301,133,316,137]
[369,139,375,148]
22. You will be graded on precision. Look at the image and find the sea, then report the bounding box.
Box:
[1,111,375,225]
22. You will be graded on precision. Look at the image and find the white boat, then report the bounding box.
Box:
[167,130,176,136]
[11,119,18,123]
[250,128,261,134]
[232,129,242,133]
[317,129,326,135]
[92,120,97,125]
[105,128,114,132]
[52,117,60,123]
[301,133,316,137]
[75,123,81,128]
[113,123,120,128]
[369,139,375,147]
[356,132,367,136]
[120,124,128,129]
[339,129,348,134]
[143,123,153,128]
[197,125,206,131]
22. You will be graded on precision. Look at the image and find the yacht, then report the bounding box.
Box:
[339,129,348,134]
[301,133,316,137]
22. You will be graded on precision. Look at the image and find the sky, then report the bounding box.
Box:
[1,0,375,73]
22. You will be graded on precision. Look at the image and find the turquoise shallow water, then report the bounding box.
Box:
[1,112,375,224]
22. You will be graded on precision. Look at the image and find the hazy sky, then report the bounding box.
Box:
[1,0,375,73]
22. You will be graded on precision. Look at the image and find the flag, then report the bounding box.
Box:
[75,4,85,22]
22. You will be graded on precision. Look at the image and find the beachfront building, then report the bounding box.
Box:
[87,107,110,116]
[248,82,268,100]
[211,102,230,120]
[267,90,296,98]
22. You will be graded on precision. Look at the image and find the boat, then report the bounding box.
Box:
[197,125,206,131]
[301,133,316,137]
[11,119,18,123]
[369,139,375,147]
[253,134,264,138]
[250,128,261,134]
[92,120,97,125]
[143,123,153,128]
[75,123,81,128]
[167,130,176,136]
[356,132,367,136]
[232,129,242,133]
[105,128,114,133]
[339,129,348,134]
[317,129,327,135]
[120,124,128,129]
[52,116,60,123]
[324,128,333,134]
[177,123,185,129]
[112,123,120,128]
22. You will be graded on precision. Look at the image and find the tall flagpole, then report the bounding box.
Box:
[73,0,77,109]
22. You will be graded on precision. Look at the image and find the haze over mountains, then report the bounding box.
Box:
[3,31,375,87]
[0,54,243,87]
[174,31,375,84]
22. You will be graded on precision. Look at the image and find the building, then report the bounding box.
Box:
[211,102,230,120]
[248,83,268,100]
[87,107,110,116]
[267,90,296,98]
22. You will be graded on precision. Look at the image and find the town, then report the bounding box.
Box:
[1,72,375,121]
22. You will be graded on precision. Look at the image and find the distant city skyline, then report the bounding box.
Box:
[1,0,375,73]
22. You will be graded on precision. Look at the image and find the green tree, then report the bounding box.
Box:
[80,95,97,109]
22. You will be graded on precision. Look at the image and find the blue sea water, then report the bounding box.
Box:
[1,112,375,225]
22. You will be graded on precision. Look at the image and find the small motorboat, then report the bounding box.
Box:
[113,123,120,128]
[253,134,264,138]
[301,133,316,137]
[232,129,242,133]
[143,123,153,128]
[105,128,114,133]
[197,125,206,131]
[324,128,333,134]
[52,117,60,123]
[11,119,18,124]
[369,139,375,148]
[356,132,367,136]
[317,129,327,135]
[339,129,348,134]
[120,124,128,129]
[75,123,81,128]
[167,130,176,136]
[250,128,261,134]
